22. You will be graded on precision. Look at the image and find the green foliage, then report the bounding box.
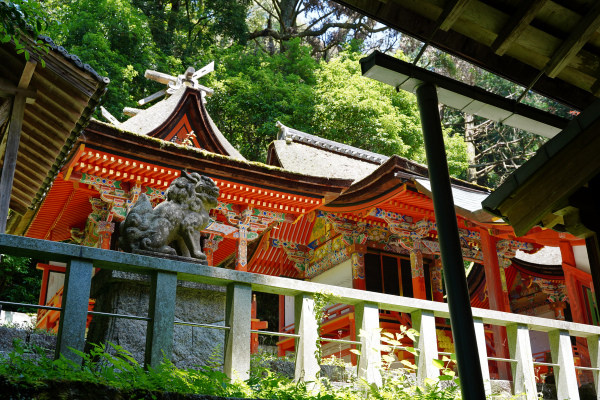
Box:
[45,0,166,119]
[0,0,51,63]
[206,38,317,161]
[2,339,470,399]
[0,255,39,312]
[311,53,419,161]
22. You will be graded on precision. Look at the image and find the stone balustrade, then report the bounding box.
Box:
[1,233,599,399]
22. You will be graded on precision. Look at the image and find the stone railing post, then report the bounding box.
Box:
[549,329,580,400]
[507,324,538,399]
[588,334,600,397]
[55,258,93,365]
[355,301,382,386]
[411,309,438,385]
[145,270,177,368]
[224,282,252,380]
[473,318,492,395]
[294,293,320,384]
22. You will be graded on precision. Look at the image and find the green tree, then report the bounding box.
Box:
[1,0,50,62]
[206,38,318,161]
[0,255,39,312]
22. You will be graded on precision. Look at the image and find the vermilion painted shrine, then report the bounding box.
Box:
[8,63,596,383]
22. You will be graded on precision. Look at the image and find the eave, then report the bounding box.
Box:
[83,120,353,202]
[1,34,108,233]
[482,100,600,238]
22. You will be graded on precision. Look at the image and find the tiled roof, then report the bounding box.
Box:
[277,122,389,164]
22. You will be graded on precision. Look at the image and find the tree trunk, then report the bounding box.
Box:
[278,0,298,51]
[464,113,477,183]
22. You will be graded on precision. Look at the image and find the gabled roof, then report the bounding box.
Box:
[119,86,244,160]
[275,121,389,164]
[2,34,109,233]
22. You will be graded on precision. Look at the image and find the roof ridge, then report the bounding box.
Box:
[276,121,389,164]
[38,35,109,84]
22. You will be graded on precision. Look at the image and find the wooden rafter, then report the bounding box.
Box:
[491,0,548,56]
[546,1,600,78]
[439,0,473,31]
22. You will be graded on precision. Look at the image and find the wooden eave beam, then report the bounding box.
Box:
[546,1,600,78]
[333,0,597,110]
[0,78,36,103]
[491,0,549,56]
[439,0,473,31]
[496,116,600,237]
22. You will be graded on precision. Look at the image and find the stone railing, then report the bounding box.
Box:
[1,233,599,400]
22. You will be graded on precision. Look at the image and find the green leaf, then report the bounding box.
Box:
[438,375,453,381]
[432,358,445,369]
[349,349,361,356]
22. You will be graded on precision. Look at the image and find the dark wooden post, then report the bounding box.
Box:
[415,82,486,399]
[0,61,36,233]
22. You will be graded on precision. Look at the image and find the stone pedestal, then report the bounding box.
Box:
[86,270,226,369]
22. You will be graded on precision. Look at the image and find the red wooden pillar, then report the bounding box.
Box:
[98,221,114,250]
[560,241,586,324]
[431,257,444,302]
[431,257,445,325]
[236,223,249,271]
[250,294,268,354]
[410,240,427,299]
[351,244,367,290]
[203,234,222,267]
[480,229,511,380]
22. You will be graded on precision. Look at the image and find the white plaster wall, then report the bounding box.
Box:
[529,329,551,357]
[310,259,353,288]
[46,271,65,304]
[284,295,295,327]
[573,245,591,274]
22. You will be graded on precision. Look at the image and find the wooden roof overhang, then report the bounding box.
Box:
[334,0,600,111]
[82,121,352,203]
[482,101,600,238]
[25,121,352,268]
[1,35,108,233]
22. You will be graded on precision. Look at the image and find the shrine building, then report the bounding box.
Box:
[9,64,597,380]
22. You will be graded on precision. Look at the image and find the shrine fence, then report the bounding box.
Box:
[1,233,599,400]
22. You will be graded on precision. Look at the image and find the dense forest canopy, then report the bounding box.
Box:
[2,0,572,188]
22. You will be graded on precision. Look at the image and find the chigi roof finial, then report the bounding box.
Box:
[137,61,215,106]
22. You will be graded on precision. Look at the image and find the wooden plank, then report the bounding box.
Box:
[546,1,600,78]
[100,106,121,126]
[138,89,166,106]
[497,117,600,236]
[0,93,27,232]
[0,77,37,101]
[335,0,597,110]
[439,0,473,31]
[491,0,549,56]
[18,61,36,89]
[0,98,12,128]
[144,70,177,85]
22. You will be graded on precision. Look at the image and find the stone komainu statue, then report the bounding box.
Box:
[119,171,219,261]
